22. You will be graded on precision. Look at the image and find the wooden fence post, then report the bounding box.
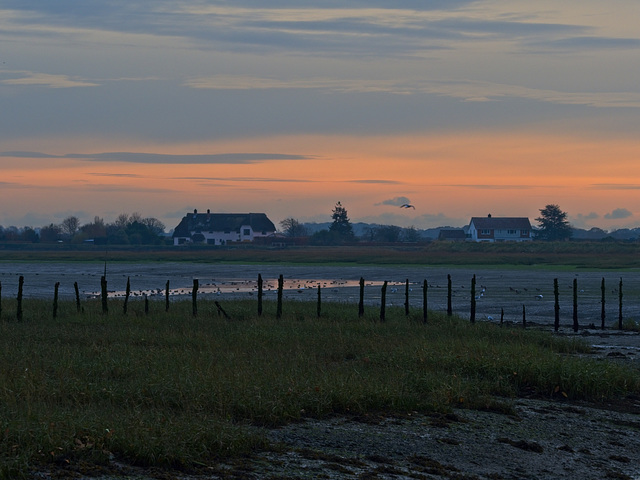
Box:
[100,275,108,314]
[447,274,452,317]
[192,279,199,317]
[572,278,578,332]
[257,274,263,316]
[144,294,149,314]
[358,277,365,318]
[53,282,60,319]
[522,304,526,329]
[500,308,504,326]
[123,277,131,315]
[554,278,559,332]
[470,274,476,324]
[404,279,410,316]
[317,285,321,318]
[422,279,428,324]
[380,281,387,322]
[276,274,283,319]
[618,277,623,330]
[165,280,170,312]
[17,275,24,321]
[601,277,606,330]
[74,281,81,313]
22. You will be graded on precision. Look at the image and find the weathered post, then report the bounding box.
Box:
[53,282,60,319]
[74,281,81,313]
[144,294,149,314]
[380,281,387,322]
[522,304,526,329]
[618,277,623,330]
[276,274,283,319]
[165,280,170,312]
[17,275,24,321]
[317,285,321,318]
[257,274,263,316]
[572,278,579,332]
[123,277,131,315]
[554,278,560,332]
[358,277,365,318]
[404,279,410,316]
[422,279,428,324]
[192,279,199,317]
[500,308,504,327]
[447,274,452,317]
[470,274,476,323]
[600,277,606,330]
[100,275,108,314]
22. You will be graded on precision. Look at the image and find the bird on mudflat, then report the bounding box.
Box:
[400,204,415,209]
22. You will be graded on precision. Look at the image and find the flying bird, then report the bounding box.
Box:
[400,204,415,209]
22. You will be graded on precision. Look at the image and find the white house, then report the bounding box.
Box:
[468,215,532,242]
[172,209,276,246]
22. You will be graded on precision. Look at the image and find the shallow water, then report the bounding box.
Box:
[2,262,640,328]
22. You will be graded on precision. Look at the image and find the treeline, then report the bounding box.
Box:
[0,213,167,245]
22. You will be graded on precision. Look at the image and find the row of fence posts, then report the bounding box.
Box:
[0,274,629,330]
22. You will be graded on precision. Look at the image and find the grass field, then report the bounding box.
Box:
[2,241,640,268]
[1,297,639,478]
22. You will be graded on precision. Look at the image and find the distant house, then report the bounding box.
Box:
[468,215,532,242]
[172,209,276,246]
[438,229,468,241]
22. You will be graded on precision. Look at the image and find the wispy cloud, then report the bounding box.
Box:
[348,179,404,185]
[376,196,412,206]
[443,184,536,189]
[174,176,314,183]
[592,183,640,190]
[0,151,314,164]
[1,72,99,88]
[185,75,640,108]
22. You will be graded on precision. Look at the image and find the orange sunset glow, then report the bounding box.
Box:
[1,2,639,232]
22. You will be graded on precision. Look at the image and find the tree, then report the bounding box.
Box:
[60,216,80,237]
[401,225,422,243]
[142,217,166,236]
[329,202,354,241]
[535,204,572,241]
[279,218,307,237]
[40,223,62,243]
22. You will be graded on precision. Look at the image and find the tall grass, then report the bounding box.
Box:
[1,298,638,477]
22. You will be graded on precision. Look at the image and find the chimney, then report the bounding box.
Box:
[488,213,492,218]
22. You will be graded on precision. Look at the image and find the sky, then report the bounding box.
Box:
[1,1,640,233]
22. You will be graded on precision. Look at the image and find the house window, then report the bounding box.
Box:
[521,230,529,236]
[481,229,491,235]
[508,229,517,235]
[243,228,251,236]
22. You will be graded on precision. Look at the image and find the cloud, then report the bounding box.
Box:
[592,183,640,190]
[174,176,314,183]
[443,183,536,189]
[89,173,146,178]
[0,151,314,164]
[525,36,640,53]
[348,179,404,185]
[571,212,599,229]
[604,208,633,220]
[1,72,99,88]
[377,196,411,207]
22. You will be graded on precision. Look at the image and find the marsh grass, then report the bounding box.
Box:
[1,298,639,477]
